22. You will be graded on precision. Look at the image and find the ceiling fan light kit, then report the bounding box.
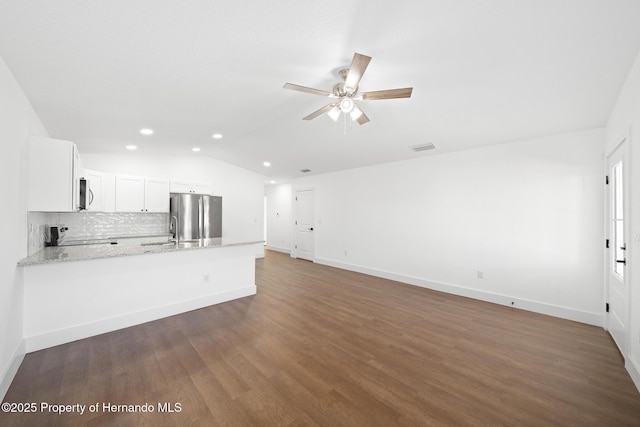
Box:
[339,98,354,113]
[284,52,413,127]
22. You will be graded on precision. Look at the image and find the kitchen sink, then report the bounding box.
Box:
[140,241,176,247]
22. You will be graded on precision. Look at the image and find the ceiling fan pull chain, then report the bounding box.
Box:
[343,112,347,134]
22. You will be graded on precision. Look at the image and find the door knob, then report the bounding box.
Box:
[616,259,626,265]
[309,227,314,231]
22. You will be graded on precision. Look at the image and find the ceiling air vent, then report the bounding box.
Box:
[300,168,311,173]
[410,143,435,152]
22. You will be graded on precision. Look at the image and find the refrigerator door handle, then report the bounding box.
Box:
[199,197,204,241]
[170,215,178,240]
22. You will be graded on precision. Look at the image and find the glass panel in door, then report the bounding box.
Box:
[613,162,624,278]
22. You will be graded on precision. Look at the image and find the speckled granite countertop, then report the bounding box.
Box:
[18,238,264,266]
[59,233,172,246]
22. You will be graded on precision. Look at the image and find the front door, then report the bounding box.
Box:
[295,189,314,261]
[607,137,629,357]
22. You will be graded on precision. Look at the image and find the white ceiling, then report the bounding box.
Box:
[1,0,640,182]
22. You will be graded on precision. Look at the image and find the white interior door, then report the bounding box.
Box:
[295,189,314,261]
[607,138,629,357]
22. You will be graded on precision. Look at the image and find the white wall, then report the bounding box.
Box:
[0,56,48,399]
[82,153,266,255]
[606,48,640,390]
[265,183,293,253]
[23,244,256,352]
[284,129,604,325]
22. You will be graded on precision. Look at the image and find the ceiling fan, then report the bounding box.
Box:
[283,52,413,125]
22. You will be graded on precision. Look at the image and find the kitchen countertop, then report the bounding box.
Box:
[18,237,264,266]
[58,233,172,246]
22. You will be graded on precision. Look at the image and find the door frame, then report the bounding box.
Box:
[292,186,315,261]
[604,128,631,357]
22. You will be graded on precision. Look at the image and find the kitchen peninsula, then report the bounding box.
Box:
[18,238,262,352]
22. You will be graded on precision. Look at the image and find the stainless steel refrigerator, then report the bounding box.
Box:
[169,193,222,242]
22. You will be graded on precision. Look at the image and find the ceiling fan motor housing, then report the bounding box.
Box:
[333,82,356,98]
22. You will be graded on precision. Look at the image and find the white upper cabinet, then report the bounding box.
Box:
[116,175,169,212]
[115,175,145,212]
[144,178,171,212]
[170,180,211,195]
[28,136,81,212]
[102,172,116,212]
[192,182,212,195]
[169,181,192,194]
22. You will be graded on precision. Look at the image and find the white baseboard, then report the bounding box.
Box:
[24,286,256,353]
[0,340,26,402]
[315,257,603,327]
[266,245,291,255]
[255,243,265,259]
[627,355,640,394]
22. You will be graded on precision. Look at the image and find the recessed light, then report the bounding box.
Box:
[192,147,201,152]
[212,133,223,139]
[126,145,137,150]
[140,128,154,135]
[269,180,276,184]
[263,161,271,167]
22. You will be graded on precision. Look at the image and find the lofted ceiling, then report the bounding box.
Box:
[1,0,640,183]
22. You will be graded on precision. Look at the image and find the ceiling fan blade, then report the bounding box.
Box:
[351,105,370,125]
[283,83,334,97]
[302,103,338,120]
[344,53,372,94]
[356,110,370,125]
[361,87,413,100]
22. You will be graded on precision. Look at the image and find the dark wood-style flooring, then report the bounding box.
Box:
[2,250,640,426]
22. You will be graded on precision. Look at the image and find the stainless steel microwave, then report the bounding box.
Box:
[78,177,92,210]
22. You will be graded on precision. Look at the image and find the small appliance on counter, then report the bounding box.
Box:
[45,225,68,247]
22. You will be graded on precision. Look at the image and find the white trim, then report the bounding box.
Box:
[627,355,640,393]
[604,131,632,355]
[316,257,603,327]
[24,286,256,353]
[266,245,291,255]
[605,126,630,157]
[255,245,265,259]
[0,340,26,401]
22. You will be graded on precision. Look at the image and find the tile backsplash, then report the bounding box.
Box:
[28,211,169,255]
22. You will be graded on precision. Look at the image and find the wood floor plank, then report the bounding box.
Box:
[2,249,640,426]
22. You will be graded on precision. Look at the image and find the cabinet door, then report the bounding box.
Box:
[84,169,104,211]
[145,178,170,212]
[115,175,145,212]
[169,181,193,193]
[72,145,81,211]
[28,137,75,212]
[192,182,212,195]
[102,173,116,212]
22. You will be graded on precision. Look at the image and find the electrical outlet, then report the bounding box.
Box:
[344,250,348,256]
[477,270,484,279]
[203,274,209,283]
